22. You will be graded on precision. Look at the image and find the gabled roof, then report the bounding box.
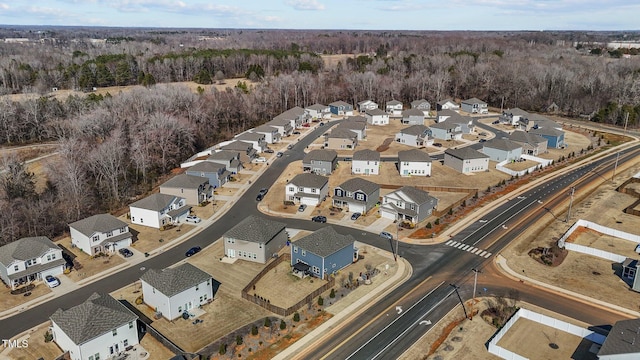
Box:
[306,103,328,111]
[530,127,564,137]
[187,161,226,173]
[289,173,328,189]
[274,106,306,121]
[268,118,293,127]
[353,149,380,161]
[221,141,253,151]
[437,109,459,117]
[504,107,530,117]
[236,132,265,142]
[462,97,486,105]
[402,108,425,117]
[208,150,239,162]
[483,139,522,152]
[329,100,351,107]
[398,149,432,163]
[437,99,457,106]
[141,263,214,298]
[161,174,209,190]
[336,177,380,195]
[69,214,127,238]
[509,130,547,145]
[398,124,430,136]
[430,121,460,130]
[337,120,366,131]
[294,226,355,257]
[50,293,138,345]
[386,100,402,106]
[598,318,640,356]
[358,99,377,106]
[224,215,287,244]
[0,237,59,267]
[253,125,279,134]
[448,115,474,125]
[326,128,358,139]
[387,186,437,205]
[445,147,490,160]
[303,149,338,163]
[345,115,367,123]
[130,193,182,212]
[365,108,388,116]
[411,99,430,107]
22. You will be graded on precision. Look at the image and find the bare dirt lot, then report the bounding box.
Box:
[0,282,51,313]
[56,236,126,282]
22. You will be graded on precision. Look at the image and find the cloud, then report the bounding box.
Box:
[285,0,325,11]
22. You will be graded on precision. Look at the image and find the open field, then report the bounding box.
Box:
[568,226,640,259]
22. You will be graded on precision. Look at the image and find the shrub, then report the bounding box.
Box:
[251,325,258,335]
[435,218,440,225]
[318,296,324,306]
[219,343,227,355]
[280,319,287,330]
[293,312,300,322]
[44,330,53,343]
[135,296,143,305]
[426,222,432,229]
[264,317,271,328]
[236,335,243,345]
[329,289,336,298]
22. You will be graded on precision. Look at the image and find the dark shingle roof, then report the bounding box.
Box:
[504,107,530,117]
[411,99,430,107]
[161,174,208,189]
[345,115,367,123]
[289,173,328,189]
[294,227,355,257]
[394,186,437,205]
[386,100,402,106]
[208,150,239,161]
[399,124,430,136]
[50,293,138,345]
[329,100,351,107]
[483,139,522,152]
[236,132,264,142]
[69,214,127,238]
[306,103,327,111]
[253,125,279,134]
[221,141,252,152]
[141,263,213,298]
[402,108,425,117]
[0,237,59,267]
[445,147,490,160]
[337,120,366,131]
[598,318,640,356]
[303,149,338,163]
[530,127,564,137]
[437,109,459,117]
[353,149,380,161]
[130,193,181,212]
[509,131,547,145]
[398,149,432,162]
[365,108,388,116]
[326,128,358,139]
[462,97,486,105]
[430,121,459,130]
[224,215,286,244]
[437,99,456,106]
[188,161,226,173]
[336,177,380,195]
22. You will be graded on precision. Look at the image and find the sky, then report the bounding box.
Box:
[0,0,638,31]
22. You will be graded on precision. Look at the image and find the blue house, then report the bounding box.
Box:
[291,227,357,279]
[329,100,354,116]
[530,127,565,149]
[186,161,231,188]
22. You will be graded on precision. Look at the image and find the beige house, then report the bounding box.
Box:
[323,128,358,150]
[223,215,288,263]
[159,174,213,206]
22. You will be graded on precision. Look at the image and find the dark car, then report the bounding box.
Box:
[287,144,294,150]
[293,131,301,135]
[319,122,325,126]
[256,193,264,201]
[264,149,274,153]
[342,157,352,162]
[351,212,361,221]
[379,231,393,240]
[311,215,327,223]
[433,143,443,147]
[492,120,500,124]
[118,248,134,258]
[185,246,202,257]
[276,152,284,158]
[479,139,487,143]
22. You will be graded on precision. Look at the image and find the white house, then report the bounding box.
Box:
[129,193,191,229]
[436,109,460,123]
[386,100,403,115]
[430,121,463,140]
[140,263,216,320]
[411,99,431,115]
[357,99,378,113]
[380,186,439,224]
[401,108,425,125]
[285,173,329,206]
[0,236,65,290]
[305,103,331,120]
[444,148,490,174]
[364,108,389,125]
[252,125,281,144]
[395,124,432,148]
[398,149,432,177]
[69,214,133,256]
[436,99,460,112]
[352,149,380,175]
[51,292,139,360]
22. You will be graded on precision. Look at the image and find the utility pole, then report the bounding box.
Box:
[566,187,575,223]
[395,220,400,262]
[449,284,468,319]
[471,268,481,320]
[613,151,620,181]
[624,112,629,135]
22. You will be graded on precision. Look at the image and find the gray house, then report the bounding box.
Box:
[448,116,475,134]
[305,103,331,120]
[380,186,439,224]
[291,227,357,279]
[303,149,338,175]
[266,118,293,137]
[509,130,548,155]
[598,318,640,359]
[530,127,565,149]
[186,161,231,188]
[235,132,267,152]
[430,121,463,140]
[0,236,65,290]
[411,99,431,115]
[482,139,523,162]
[221,141,257,163]
[223,215,288,263]
[461,97,488,114]
[208,150,243,174]
[337,118,367,140]
[329,100,353,116]
[401,108,426,125]
[324,128,358,150]
[160,174,212,206]
[395,124,432,147]
[274,106,308,129]
[252,125,281,144]
[436,109,460,123]
[332,177,380,214]
[69,214,133,256]
[444,148,490,174]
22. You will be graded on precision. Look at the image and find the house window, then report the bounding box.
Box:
[289,187,294,192]
[301,250,306,256]
[112,329,117,336]
[356,193,365,201]
[335,189,343,197]
[293,246,298,253]
[410,204,415,210]
[196,285,199,291]
[123,339,128,347]
[312,266,320,274]
[140,218,144,224]
[13,265,18,271]
[95,354,100,360]
[129,322,134,329]
[204,294,207,300]
[200,296,204,302]
[89,356,94,360]
[298,187,303,192]
[47,254,52,261]
[131,217,135,222]
[207,280,210,286]
[107,231,113,237]
[92,235,99,242]
[178,306,182,313]
[253,253,257,259]
[311,188,317,193]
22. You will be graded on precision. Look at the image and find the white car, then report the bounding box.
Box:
[45,275,60,288]
[185,215,201,223]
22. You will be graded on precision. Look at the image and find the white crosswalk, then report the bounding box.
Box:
[445,240,492,258]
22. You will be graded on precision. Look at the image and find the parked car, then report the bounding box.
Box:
[264,149,274,153]
[433,143,443,147]
[319,122,325,126]
[351,212,361,220]
[287,144,294,150]
[185,215,201,223]
[293,131,301,135]
[298,204,307,212]
[256,193,264,201]
[185,246,202,257]
[45,275,60,288]
[276,152,284,158]
[479,132,487,136]
[118,248,134,258]
[303,123,311,127]
[256,188,268,201]
[342,157,352,162]
[311,215,327,223]
[379,231,393,240]
[492,120,500,124]
[253,157,267,163]
[479,139,486,143]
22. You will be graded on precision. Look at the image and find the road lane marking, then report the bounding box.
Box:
[461,245,470,251]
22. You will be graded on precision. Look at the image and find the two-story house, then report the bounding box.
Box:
[0,236,65,290]
[223,215,288,263]
[208,150,243,174]
[448,115,475,134]
[395,124,432,147]
[436,99,460,112]
[357,99,378,113]
[430,121,463,140]
[509,130,548,155]
[69,214,133,256]
[252,125,281,144]
[324,128,358,150]
[436,109,459,123]
[500,107,530,126]
[411,99,431,115]
[160,174,212,206]
[386,100,403,115]
[332,177,380,214]
[530,127,566,149]
[285,173,329,206]
[235,132,267,152]
[303,149,338,175]
[444,148,490,174]
[352,149,380,175]
[398,149,433,177]
[482,139,523,162]
[274,106,308,129]
[129,193,191,229]
[305,103,331,120]
[51,292,139,360]
[364,108,389,125]
[291,227,357,279]
[401,108,425,125]
[266,118,293,137]
[336,118,367,140]
[186,161,231,189]
[329,100,353,116]
[380,186,439,224]
[141,263,216,320]
[220,141,258,164]
[461,97,488,114]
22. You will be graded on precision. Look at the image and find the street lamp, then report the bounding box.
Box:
[471,268,481,319]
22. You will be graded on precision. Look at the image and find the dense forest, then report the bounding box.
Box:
[0,28,638,244]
